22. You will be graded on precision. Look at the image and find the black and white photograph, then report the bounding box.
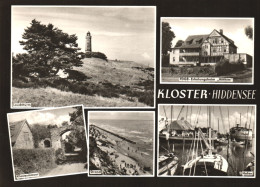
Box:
[88,111,154,176]
[158,104,256,177]
[11,6,156,108]
[161,18,254,84]
[7,105,88,181]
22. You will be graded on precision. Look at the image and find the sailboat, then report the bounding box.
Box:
[182,106,229,176]
[159,105,179,176]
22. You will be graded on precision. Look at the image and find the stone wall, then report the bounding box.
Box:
[50,126,68,150]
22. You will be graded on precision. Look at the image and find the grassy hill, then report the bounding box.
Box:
[74,58,153,87]
[12,58,154,108]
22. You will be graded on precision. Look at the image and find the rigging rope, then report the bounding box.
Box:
[189,133,197,176]
[193,131,200,176]
[177,106,185,120]
[190,106,192,124]
[163,106,167,120]
[199,135,208,176]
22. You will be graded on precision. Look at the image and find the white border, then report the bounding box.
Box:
[160,17,255,85]
[157,104,257,178]
[87,110,155,177]
[10,5,156,109]
[7,104,88,181]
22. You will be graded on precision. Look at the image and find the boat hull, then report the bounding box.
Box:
[182,154,228,176]
[158,153,178,176]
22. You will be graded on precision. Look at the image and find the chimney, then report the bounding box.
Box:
[220,29,223,34]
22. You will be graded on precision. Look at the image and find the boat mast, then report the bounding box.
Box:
[171,105,173,124]
[208,106,212,155]
[218,118,219,134]
[240,113,241,126]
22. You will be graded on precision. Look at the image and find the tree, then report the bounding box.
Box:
[162,22,175,55]
[61,121,69,127]
[175,40,184,47]
[67,107,87,161]
[13,19,84,78]
[245,25,253,40]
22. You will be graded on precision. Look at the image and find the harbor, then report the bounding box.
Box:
[158,105,255,177]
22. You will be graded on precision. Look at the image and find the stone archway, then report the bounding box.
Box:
[44,139,51,148]
[59,128,74,153]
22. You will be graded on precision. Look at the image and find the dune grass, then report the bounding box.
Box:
[12,87,148,107]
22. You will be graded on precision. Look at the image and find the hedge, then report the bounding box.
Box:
[215,59,245,76]
[13,148,56,175]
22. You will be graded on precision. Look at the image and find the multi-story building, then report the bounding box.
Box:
[169,29,252,66]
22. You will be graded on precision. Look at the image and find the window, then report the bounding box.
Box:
[23,132,30,145]
[173,57,175,62]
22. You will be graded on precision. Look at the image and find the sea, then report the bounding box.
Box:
[159,139,255,176]
[89,119,154,154]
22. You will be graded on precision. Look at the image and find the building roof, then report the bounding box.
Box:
[169,119,194,131]
[212,29,237,48]
[173,29,237,49]
[175,34,209,49]
[9,119,29,145]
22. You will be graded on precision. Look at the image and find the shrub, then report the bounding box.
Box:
[85,52,108,61]
[55,148,66,164]
[12,148,56,176]
[215,59,245,76]
[162,55,170,67]
[65,69,88,81]
[12,79,36,88]
[138,91,154,106]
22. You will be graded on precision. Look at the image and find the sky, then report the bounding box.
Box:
[89,111,154,121]
[162,18,254,56]
[8,106,82,126]
[12,6,156,67]
[159,105,256,134]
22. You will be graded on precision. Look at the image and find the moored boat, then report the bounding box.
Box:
[230,124,252,145]
[158,153,178,175]
[182,107,228,176]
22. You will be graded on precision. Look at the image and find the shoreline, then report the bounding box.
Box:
[89,125,153,175]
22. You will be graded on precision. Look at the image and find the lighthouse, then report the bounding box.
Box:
[85,31,92,52]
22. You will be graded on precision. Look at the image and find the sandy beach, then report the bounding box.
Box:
[89,125,153,176]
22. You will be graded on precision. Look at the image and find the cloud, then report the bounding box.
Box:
[8,111,71,127]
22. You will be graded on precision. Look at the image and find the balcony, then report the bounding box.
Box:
[179,52,200,56]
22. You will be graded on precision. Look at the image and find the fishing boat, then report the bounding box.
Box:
[230,124,252,145]
[182,107,228,176]
[158,153,178,175]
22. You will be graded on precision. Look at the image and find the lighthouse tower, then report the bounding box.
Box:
[85,31,92,52]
